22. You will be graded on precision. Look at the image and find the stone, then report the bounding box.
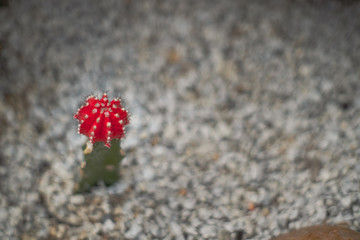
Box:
[199,225,217,238]
[271,225,360,240]
[102,219,115,232]
[218,229,231,240]
[124,224,142,239]
[170,222,183,238]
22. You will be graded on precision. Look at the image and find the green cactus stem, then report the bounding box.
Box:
[74,139,124,193]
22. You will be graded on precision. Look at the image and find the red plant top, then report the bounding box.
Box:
[74,93,129,147]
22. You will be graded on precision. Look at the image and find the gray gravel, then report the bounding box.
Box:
[1,0,360,239]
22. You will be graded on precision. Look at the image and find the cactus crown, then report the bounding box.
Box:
[74,93,129,147]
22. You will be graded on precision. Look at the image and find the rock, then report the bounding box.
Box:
[217,229,231,240]
[199,225,217,238]
[271,225,360,240]
[124,224,142,239]
[142,166,155,181]
[102,219,115,232]
[170,222,183,238]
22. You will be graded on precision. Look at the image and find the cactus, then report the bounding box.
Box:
[73,93,129,193]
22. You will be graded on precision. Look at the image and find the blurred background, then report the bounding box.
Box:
[0,0,360,239]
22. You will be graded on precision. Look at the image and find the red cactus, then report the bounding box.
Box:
[74,93,129,148]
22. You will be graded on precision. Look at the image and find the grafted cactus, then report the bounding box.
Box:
[73,93,129,193]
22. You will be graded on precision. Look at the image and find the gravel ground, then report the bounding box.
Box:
[1,0,360,239]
